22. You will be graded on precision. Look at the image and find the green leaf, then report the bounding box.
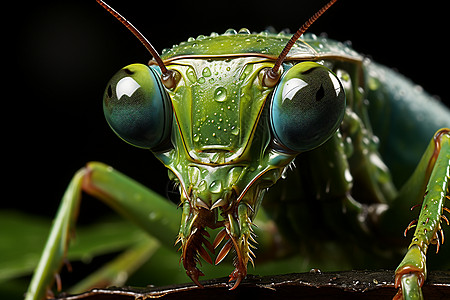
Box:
[0,210,147,283]
[0,211,51,282]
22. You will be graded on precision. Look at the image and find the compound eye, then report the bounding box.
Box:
[103,64,172,149]
[270,62,345,152]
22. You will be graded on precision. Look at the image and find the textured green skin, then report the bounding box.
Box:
[25,30,450,300]
[154,30,450,297]
[160,30,361,61]
[154,32,364,220]
[153,30,449,235]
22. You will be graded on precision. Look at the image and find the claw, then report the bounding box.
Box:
[226,234,248,290]
[180,196,254,290]
[186,268,204,288]
[228,267,246,290]
[229,276,243,290]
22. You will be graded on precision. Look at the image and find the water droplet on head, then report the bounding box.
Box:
[198,180,207,192]
[186,67,197,83]
[210,180,222,193]
[202,67,212,77]
[238,28,251,34]
[214,87,227,102]
[224,28,237,35]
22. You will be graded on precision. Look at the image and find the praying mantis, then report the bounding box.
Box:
[25,1,450,299]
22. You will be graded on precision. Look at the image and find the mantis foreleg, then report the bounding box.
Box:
[392,129,450,300]
[25,162,180,300]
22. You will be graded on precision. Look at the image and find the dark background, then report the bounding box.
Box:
[7,0,449,218]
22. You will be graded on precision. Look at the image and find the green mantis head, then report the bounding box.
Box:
[103,56,345,286]
[98,0,342,288]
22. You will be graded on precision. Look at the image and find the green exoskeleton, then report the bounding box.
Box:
[26,0,450,299]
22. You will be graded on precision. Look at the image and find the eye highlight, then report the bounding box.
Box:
[103,63,173,150]
[270,62,345,152]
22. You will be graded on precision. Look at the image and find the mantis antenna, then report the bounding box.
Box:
[264,0,339,87]
[96,0,178,88]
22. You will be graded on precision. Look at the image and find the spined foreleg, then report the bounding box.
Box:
[393,129,450,300]
[25,162,180,300]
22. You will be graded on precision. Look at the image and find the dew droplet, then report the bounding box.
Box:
[193,134,200,142]
[238,28,251,34]
[202,67,212,77]
[210,180,222,193]
[224,28,237,35]
[186,67,197,83]
[214,87,227,102]
[231,126,239,135]
[198,180,207,192]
